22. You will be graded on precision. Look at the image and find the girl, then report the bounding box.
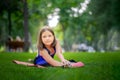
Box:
[13,26,84,68]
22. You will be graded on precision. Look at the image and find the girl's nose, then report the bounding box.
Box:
[46,36,49,40]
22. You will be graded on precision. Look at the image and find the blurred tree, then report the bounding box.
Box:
[23,0,29,51]
[88,0,120,51]
[51,0,84,50]
[0,0,23,48]
[1,0,120,52]
[0,0,23,36]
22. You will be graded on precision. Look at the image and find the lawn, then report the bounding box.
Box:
[0,52,120,80]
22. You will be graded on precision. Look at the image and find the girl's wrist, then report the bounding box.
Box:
[61,60,72,68]
[61,58,66,62]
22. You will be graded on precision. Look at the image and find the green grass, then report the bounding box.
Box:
[0,52,120,80]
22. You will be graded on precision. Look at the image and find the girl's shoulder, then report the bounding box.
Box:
[38,47,56,55]
[40,48,48,53]
[38,48,48,55]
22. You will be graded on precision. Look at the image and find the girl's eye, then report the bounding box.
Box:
[42,36,46,38]
[48,35,52,37]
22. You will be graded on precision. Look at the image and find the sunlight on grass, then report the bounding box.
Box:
[0,52,120,80]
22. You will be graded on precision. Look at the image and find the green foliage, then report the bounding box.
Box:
[0,0,120,51]
[0,0,23,46]
[88,0,120,33]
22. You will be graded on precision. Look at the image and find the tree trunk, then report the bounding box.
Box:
[61,23,70,51]
[23,0,29,52]
[8,10,12,36]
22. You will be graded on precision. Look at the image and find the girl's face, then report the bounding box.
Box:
[41,30,54,46]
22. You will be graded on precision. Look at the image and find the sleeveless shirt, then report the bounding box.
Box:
[34,47,56,66]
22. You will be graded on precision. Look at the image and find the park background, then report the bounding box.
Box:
[0,0,120,80]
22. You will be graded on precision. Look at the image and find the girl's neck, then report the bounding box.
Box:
[45,45,54,54]
[45,45,52,49]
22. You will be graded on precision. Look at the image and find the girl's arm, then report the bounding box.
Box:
[40,49,63,67]
[55,39,65,62]
[55,39,71,66]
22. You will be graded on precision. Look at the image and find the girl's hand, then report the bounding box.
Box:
[62,60,72,67]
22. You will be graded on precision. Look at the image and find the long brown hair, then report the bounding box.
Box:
[37,26,57,50]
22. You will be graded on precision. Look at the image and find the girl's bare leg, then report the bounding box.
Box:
[12,60,44,68]
[71,62,84,67]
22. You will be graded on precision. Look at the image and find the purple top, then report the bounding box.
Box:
[34,47,56,66]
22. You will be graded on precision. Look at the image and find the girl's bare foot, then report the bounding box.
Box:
[12,60,45,68]
[71,62,84,67]
[12,60,21,64]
